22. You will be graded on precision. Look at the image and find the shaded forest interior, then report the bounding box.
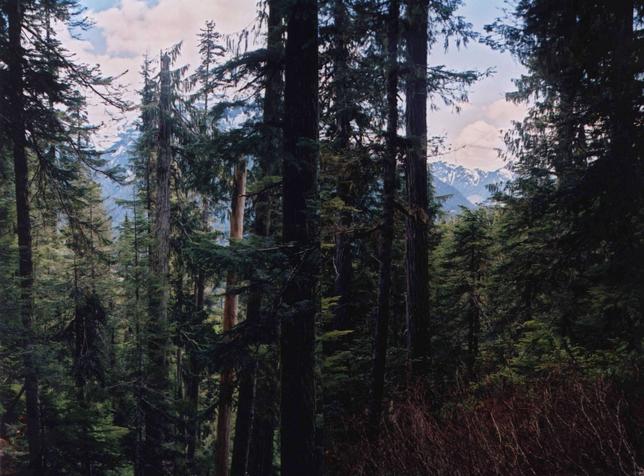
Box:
[0,0,643,474]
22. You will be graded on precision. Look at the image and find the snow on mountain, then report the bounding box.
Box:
[96,130,515,229]
[430,160,513,206]
[432,177,475,214]
[97,128,139,229]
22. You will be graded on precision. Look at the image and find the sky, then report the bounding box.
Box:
[62,0,527,171]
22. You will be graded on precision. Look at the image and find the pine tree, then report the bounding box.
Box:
[144,51,173,474]
[231,1,284,473]
[3,2,42,470]
[403,0,431,375]
[214,160,247,476]
[281,0,320,471]
[369,0,400,436]
[329,0,354,331]
[435,208,491,381]
[487,0,643,369]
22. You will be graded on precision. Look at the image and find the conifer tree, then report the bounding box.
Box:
[231,1,284,473]
[144,51,173,474]
[214,159,247,476]
[280,0,320,472]
[487,0,643,366]
[403,0,431,374]
[369,0,400,436]
[3,2,42,470]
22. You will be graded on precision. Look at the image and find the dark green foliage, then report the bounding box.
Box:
[0,0,642,474]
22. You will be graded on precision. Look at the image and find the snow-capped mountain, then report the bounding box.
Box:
[430,160,513,206]
[432,177,475,214]
[96,132,515,229]
[97,128,138,229]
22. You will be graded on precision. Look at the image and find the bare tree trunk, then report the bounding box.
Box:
[404,0,431,375]
[368,0,399,438]
[5,1,43,473]
[331,0,353,330]
[246,365,277,476]
[280,0,320,472]
[215,161,247,476]
[608,0,640,353]
[230,357,255,476]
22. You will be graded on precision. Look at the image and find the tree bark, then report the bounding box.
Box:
[368,0,399,438]
[246,366,277,476]
[404,0,431,374]
[215,160,247,476]
[5,1,43,473]
[280,0,320,472]
[230,360,255,476]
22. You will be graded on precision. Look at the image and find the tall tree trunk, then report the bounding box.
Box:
[331,0,353,330]
[215,161,247,476]
[246,367,277,475]
[186,198,208,470]
[6,1,43,473]
[132,190,144,476]
[609,0,635,185]
[145,51,172,474]
[230,355,255,476]
[232,4,284,473]
[368,0,399,438]
[404,0,431,374]
[280,0,320,472]
[608,0,640,350]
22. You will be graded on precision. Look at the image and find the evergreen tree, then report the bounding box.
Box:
[486,0,643,371]
[280,0,320,472]
[368,0,400,437]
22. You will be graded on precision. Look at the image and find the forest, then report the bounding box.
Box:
[0,0,642,474]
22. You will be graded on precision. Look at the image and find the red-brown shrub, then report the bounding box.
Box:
[333,375,643,475]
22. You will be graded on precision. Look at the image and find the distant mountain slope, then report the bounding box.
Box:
[97,128,138,228]
[430,160,513,205]
[97,132,515,228]
[432,177,475,214]
[97,107,250,230]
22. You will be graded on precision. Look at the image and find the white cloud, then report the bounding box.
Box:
[448,119,504,170]
[482,98,527,126]
[430,98,527,171]
[93,0,256,57]
[443,100,526,170]
[59,0,257,145]
[61,0,529,169]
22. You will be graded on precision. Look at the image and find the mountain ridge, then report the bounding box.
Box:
[430,160,512,206]
[97,131,514,227]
